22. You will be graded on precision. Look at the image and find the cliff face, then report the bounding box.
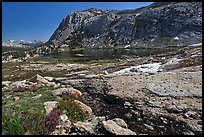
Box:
[49,2,202,48]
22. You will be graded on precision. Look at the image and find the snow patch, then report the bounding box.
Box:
[113,63,162,75]
[162,58,183,66]
[135,13,141,17]
[124,45,130,48]
[188,43,202,47]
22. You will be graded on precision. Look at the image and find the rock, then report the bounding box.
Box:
[112,118,128,128]
[67,88,82,97]
[143,124,154,130]
[166,105,180,113]
[50,129,68,135]
[130,110,141,117]
[141,66,149,69]
[102,119,136,135]
[160,117,168,124]
[31,94,42,100]
[176,104,189,112]
[25,81,37,86]
[60,114,68,122]
[49,2,201,49]
[74,100,92,116]
[148,72,156,75]
[54,83,61,88]
[52,87,82,97]
[69,133,78,135]
[43,101,58,115]
[73,121,95,135]
[182,130,195,135]
[29,74,49,84]
[124,113,132,119]
[44,76,54,82]
[183,111,199,119]
[52,88,67,96]
[72,115,105,135]
[130,68,139,72]
[136,118,142,122]
[187,123,202,135]
[46,82,56,87]
[78,73,86,77]
[12,80,29,92]
[104,71,109,75]
[91,115,106,124]
[85,74,103,79]
[59,114,72,131]
[124,101,133,108]
[13,96,20,101]
[165,104,189,113]
[2,81,11,87]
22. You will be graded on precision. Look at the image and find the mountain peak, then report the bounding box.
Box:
[49,2,202,48]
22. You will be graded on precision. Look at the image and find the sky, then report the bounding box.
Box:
[2,2,153,42]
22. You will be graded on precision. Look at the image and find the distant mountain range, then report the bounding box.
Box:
[2,40,45,48]
[48,2,202,48]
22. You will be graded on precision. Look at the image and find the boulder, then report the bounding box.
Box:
[182,130,195,135]
[46,82,56,87]
[31,94,42,100]
[52,87,82,97]
[52,88,67,96]
[11,80,29,92]
[166,104,189,113]
[130,68,139,72]
[2,81,11,87]
[13,96,20,101]
[43,101,59,115]
[72,115,105,135]
[15,85,28,92]
[74,100,92,116]
[67,88,82,97]
[102,119,136,135]
[112,118,128,128]
[29,74,49,84]
[44,76,54,82]
[73,121,95,135]
[60,114,68,122]
[183,111,199,119]
[60,114,72,130]
[166,105,181,113]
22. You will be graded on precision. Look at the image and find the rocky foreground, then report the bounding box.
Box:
[2,45,202,135]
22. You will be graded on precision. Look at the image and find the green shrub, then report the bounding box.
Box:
[58,98,88,123]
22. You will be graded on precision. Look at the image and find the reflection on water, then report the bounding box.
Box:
[41,48,174,62]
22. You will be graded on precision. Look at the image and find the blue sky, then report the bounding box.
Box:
[2,2,153,42]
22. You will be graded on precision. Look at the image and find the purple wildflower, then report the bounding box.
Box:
[46,121,50,125]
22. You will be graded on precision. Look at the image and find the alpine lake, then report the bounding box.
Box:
[40,46,180,64]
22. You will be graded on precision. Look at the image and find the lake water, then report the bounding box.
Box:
[41,48,177,63]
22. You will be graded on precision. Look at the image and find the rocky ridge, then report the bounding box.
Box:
[2,40,45,48]
[48,2,202,48]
